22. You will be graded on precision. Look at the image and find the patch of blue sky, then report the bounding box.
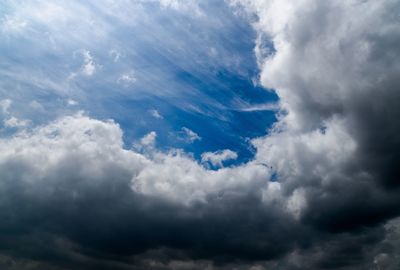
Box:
[0,0,278,165]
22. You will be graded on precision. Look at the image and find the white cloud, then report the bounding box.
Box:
[143,0,203,16]
[4,116,31,128]
[0,114,271,204]
[179,127,201,143]
[81,50,96,76]
[252,117,357,192]
[109,49,122,62]
[0,99,31,128]
[236,102,279,112]
[67,99,78,106]
[0,114,149,195]
[0,99,12,115]
[1,16,27,33]
[201,149,238,167]
[133,149,270,203]
[29,100,45,112]
[117,71,137,86]
[149,109,163,119]
[140,131,157,147]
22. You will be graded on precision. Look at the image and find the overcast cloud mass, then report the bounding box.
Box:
[1,0,400,269]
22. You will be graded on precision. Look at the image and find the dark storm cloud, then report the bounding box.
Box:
[236,0,400,268]
[0,115,300,270]
[0,114,397,270]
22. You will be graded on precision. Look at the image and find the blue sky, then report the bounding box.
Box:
[0,0,277,166]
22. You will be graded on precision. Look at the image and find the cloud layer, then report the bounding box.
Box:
[0,0,400,269]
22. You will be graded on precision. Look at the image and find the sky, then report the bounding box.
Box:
[0,0,278,165]
[0,0,399,269]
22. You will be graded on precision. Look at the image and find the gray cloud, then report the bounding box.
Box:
[233,0,400,267]
[0,114,298,269]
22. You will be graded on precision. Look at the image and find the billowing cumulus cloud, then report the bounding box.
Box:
[234,0,400,267]
[0,113,296,269]
[0,0,400,269]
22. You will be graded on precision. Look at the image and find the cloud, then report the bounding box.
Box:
[0,99,31,129]
[133,149,269,203]
[140,0,203,16]
[29,100,45,112]
[0,103,399,269]
[230,0,400,267]
[235,102,279,112]
[109,49,122,62]
[140,131,157,147]
[0,113,296,270]
[0,0,264,157]
[201,149,238,167]
[149,109,163,119]
[0,99,12,115]
[81,50,96,76]
[67,99,78,106]
[1,0,400,269]
[1,15,27,34]
[3,116,31,128]
[117,71,137,86]
[177,127,201,143]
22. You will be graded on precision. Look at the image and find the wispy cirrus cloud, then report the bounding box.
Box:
[0,0,272,161]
